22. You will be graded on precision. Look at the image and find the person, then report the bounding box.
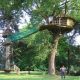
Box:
[60,65,67,79]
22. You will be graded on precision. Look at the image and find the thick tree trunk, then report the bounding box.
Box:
[48,34,61,75]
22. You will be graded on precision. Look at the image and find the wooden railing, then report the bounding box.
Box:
[51,17,67,27]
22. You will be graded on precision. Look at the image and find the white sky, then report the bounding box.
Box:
[18,11,31,29]
[74,35,80,45]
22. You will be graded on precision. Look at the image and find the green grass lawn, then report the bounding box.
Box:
[0,71,79,80]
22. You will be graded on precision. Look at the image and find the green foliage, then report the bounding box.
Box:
[13,41,36,70]
[0,0,80,27]
[30,0,62,25]
[56,37,69,69]
[12,23,53,70]
[56,36,80,74]
[68,0,80,21]
[1,0,80,73]
[23,30,53,70]
[68,46,80,75]
[13,24,80,72]
[0,0,23,19]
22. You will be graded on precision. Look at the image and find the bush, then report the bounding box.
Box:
[70,66,80,76]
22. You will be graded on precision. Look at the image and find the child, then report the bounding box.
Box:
[60,65,67,79]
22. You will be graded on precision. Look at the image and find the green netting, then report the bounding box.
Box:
[8,27,39,42]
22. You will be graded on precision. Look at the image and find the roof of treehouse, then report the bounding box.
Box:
[40,17,76,33]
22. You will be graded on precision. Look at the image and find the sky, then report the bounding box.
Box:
[18,11,31,29]
[74,35,80,45]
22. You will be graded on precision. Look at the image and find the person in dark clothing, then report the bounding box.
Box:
[60,65,67,79]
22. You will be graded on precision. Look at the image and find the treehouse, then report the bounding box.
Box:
[2,28,13,72]
[40,17,75,34]
[2,28,12,38]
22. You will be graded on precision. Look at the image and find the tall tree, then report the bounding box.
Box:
[0,0,80,75]
[27,0,80,75]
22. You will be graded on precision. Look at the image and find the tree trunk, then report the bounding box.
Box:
[48,34,61,75]
[5,45,11,70]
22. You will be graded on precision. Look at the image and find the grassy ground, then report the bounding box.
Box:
[0,71,80,80]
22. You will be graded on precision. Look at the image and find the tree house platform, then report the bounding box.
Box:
[40,17,75,33]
